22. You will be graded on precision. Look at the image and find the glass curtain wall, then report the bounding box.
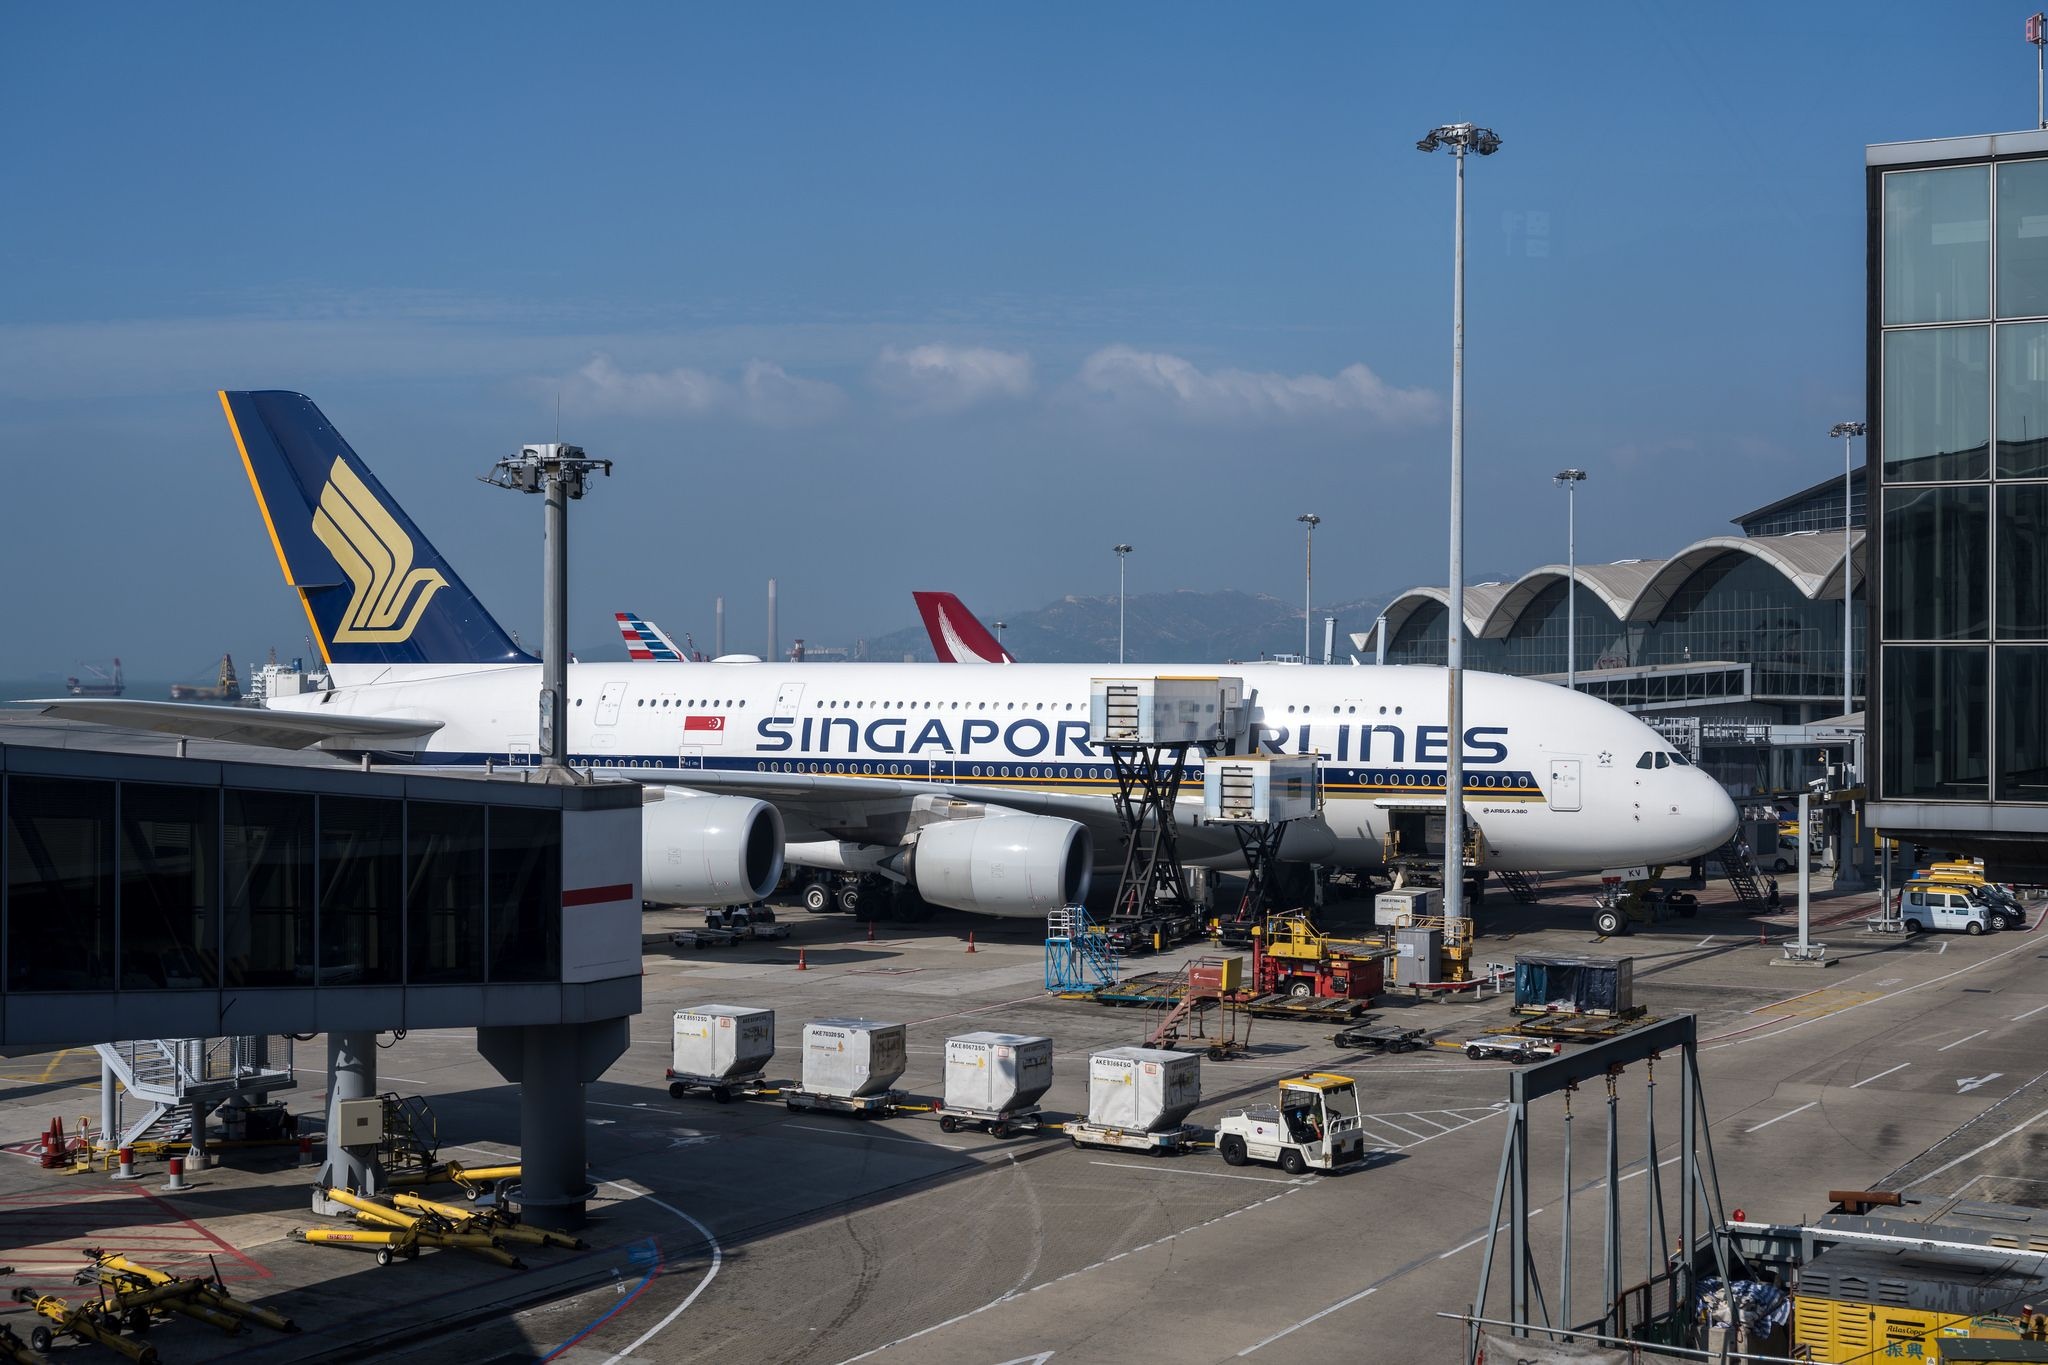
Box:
[1881,155,2048,802]
[1498,583,1629,676]
[1638,553,1855,700]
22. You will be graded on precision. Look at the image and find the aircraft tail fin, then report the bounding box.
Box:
[914,591,1014,664]
[220,391,533,668]
[617,611,686,661]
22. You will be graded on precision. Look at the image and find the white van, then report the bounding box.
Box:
[1897,886,1994,936]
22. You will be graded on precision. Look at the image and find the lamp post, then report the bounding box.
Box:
[1113,544,1133,664]
[1554,470,1588,690]
[1829,422,1865,721]
[1418,121,1502,939]
[993,619,1007,649]
[1297,514,1320,663]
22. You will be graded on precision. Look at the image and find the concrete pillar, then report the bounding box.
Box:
[99,1056,117,1152]
[316,1031,381,1213]
[477,1017,629,1231]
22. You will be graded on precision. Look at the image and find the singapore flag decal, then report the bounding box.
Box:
[683,714,726,746]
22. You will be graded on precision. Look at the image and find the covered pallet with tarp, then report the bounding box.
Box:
[1513,954,1636,1018]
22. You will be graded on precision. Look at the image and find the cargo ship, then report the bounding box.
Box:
[63,659,124,697]
[170,654,241,702]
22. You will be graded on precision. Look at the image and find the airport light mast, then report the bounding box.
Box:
[483,443,613,774]
[1829,421,1865,725]
[1418,121,1502,940]
[1114,544,1133,664]
[1554,469,1588,690]
[1298,514,1320,663]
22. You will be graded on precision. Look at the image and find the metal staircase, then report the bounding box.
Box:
[1496,870,1544,904]
[1708,837,1765,908]
[1045,905,1121,992]
[95,1037,297,1149]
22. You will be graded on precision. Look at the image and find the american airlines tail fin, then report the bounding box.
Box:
[220,391,533,668]
[617,611,686,661]
[913,591,1014,663]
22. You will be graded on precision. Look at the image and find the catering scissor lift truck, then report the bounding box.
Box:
[1216,1073,1367,1175]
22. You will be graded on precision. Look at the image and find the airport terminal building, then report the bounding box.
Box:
[1360,473,1865,797]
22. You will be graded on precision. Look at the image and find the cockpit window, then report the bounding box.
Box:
[1636,752,1655,769]
[1653,753,1670,769]
[1669,751,1691,766]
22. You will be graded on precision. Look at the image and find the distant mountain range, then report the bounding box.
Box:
[853,588,1415,664]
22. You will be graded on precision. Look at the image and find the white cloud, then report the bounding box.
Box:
[869,343,1034,414]
[738,358,846,425]
[560,354,843,424]
[1073,345,1441,425]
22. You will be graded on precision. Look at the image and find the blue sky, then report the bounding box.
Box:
[0,3,2031,677]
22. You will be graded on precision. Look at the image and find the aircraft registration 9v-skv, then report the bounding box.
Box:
[26,393,1739,922]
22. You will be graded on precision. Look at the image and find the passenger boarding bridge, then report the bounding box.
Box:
[0,716,642,1228]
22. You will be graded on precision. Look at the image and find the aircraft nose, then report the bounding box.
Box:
[1687,771,1739,855]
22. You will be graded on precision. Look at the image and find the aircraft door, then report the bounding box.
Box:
[1548,759,1582,812]
[595,681,628,726]
[774,682,805,715]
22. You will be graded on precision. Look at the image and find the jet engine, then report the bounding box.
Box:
[641,792,784,905]
[906,814,1091,917]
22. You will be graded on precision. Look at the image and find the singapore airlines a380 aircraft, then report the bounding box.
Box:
[29,393,1738,922]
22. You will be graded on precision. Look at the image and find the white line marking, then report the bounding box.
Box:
[1697,935,1716,947]
[1237,1286,1377,1356]
[784,1123,967,1151]
[1850,1062,1911,1089]
[1085,1161,1301,1185]
[593,1179,721,1365]
[1940,941,1950,955]
[1362,1117,1431,1142]
[1904,1106,2048,1190]
[1397,1112,1454,1132]
[1939,1030,1989,1052]
[2015,1004,2048,1022]
[1746,1101,1817,1133]
[590,1099,659,1111]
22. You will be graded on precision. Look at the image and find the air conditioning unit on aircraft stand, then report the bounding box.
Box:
[1088,676,1246,746]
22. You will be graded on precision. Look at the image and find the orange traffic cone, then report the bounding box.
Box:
[797,948,808,971]
[966,932,977,954]
[867,921,875,942]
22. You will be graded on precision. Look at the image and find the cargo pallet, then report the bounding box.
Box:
[1089,972,1190,1007]
[1239,992,1369,1023]
[1063,1120,1200,1156]
[1330,1020,1430,1053]
[782,1090,901,1118]
[669,929,739,950]
[665,1068,771,1103]
[1489,1011,1655,1044]
[936,1104,1042,1138]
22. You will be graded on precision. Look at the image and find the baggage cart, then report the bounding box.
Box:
[782,1089,902,1118]
[1331,1019,1429,1054]
[936,1104,1044,1138]
[1063,1120,1201,1156]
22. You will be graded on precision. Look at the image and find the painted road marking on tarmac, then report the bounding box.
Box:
[1939,1030,1990,1052]
[1746,1101,1817,1133]
[1086,1162,1304,1185]
[2015,1003,2048,1021]
[784,1123,968,1152]
[1850,1062,1911,1088]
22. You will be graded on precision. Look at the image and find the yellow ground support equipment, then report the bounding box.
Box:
[301,1187,526,1269]
[1792,1243,2048,1361]
[384,1159,522,1200]
[80,1248,297,1335]
[11,1288,157,1364]
[390,1192,587,1250]
[0,1323,49,1365]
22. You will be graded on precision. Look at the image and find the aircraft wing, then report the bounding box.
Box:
[18,699,443,751]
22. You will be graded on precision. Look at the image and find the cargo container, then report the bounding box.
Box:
[940,1033,1053,1136]
[667,1005,775,1102]
[794,1019,908,1103]
[1375,887,1439,927]
[1086,1047,1200,1131]
[1512,954,1635,1017]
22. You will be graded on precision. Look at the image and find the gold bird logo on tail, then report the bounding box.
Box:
[312,458,449,642]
